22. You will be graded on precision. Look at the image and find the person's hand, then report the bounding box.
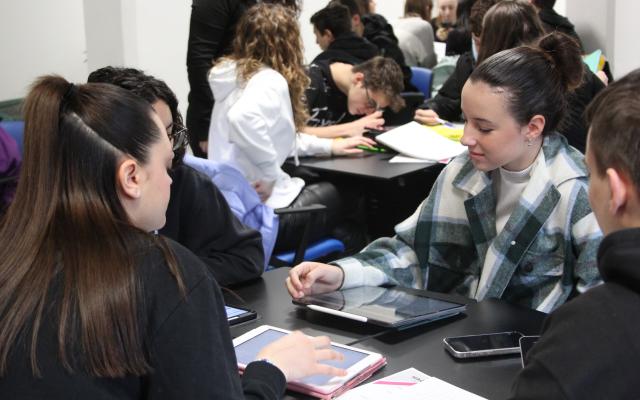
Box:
[596,70,609,86]
[252,179,275,202]
[286,262,344,298]
[199,140,208,154]
[256,331,347,381]
[436,27,451,41]
[343,111,385,137]
[414,108,440,125]
[331,136,377,156]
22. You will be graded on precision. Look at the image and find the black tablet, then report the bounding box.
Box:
[225,305,258,326]
[293,286,469,329]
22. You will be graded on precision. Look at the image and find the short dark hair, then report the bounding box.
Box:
[476,0,545,63]
[329,0,363,17]
[468,0,499,37]
[470,32,584,136]
[311,4,352,38]
[88,67,187,166]
[586,69,640,189]
[352,56,406,112]
[404,0,433,20]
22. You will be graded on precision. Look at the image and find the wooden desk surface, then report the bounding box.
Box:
[228,268,546,400]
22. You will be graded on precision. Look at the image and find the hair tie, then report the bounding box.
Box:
[60,82,76,114]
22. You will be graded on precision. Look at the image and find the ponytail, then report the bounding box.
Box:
[470,32,583,135]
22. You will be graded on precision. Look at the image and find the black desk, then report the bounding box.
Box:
[285,155,445,238]
[228,268,546,400]
[289,153,437,181]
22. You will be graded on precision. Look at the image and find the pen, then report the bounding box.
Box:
[356,145,387,153]
[435,118,456,128]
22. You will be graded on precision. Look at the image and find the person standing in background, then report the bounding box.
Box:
[186,0,300,157]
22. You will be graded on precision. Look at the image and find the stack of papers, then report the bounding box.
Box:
[376,122,466,162]
[338,368,486,400]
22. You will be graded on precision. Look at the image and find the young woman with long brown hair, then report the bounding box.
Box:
[0,76,344,398]
[207,3,373,251]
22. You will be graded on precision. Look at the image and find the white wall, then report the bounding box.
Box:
[0,0,88,101]
[1,0,638,115]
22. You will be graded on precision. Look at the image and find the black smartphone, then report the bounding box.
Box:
[443,331,524,359]
[225,305,258,326]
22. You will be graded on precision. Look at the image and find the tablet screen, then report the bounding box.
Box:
[298,286,464,325]
[235,328,369,386]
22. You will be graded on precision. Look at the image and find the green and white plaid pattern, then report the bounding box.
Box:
[337,134,602,312]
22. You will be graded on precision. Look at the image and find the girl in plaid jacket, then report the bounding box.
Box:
[287,32,602,313]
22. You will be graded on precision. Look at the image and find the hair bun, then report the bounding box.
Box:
[537,32,584,91]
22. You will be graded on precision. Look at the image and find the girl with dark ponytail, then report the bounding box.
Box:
[0,76,344,398]
[287,32,601,314]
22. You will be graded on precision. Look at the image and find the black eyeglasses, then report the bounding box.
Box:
[364,85,380,111]
[168,124,188,152]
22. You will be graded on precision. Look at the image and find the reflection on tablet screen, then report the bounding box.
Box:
[306,286,462,324]
[235,329,368,386]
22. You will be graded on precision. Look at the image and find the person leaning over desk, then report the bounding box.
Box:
[287,32,602,313]
[508,68,640,400]
[0,76,346,399]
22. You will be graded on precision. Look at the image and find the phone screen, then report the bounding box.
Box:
[446,331,523,352]
[225,305,257,325]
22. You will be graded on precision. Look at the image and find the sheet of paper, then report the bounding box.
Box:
[376,122,467,161]
[434,42,447,62]
[338,368,487,400]
[388,155,438,164]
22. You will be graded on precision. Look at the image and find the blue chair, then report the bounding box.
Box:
[270,204,346,269]
[410,67,433,100]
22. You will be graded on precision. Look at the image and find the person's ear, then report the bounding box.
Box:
[324,29,334,42]
[606,168,628,215]
[353,72,365,86]
[525,114,546,141]
[117,159,144,200]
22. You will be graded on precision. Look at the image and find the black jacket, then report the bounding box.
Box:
[161,164,264,286]
[306,60,351,127]
[0,239,285,399]
[538,8,583,50]
[186,0,255,151]
[510,228,640,399]
[362,13,416,91]
[312,32,379,65]
[422,51,475,121]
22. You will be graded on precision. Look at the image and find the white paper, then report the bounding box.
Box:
[388,155,438,164]
[338,368,486,400]
[434,42,447,62]
[376,122,467,161]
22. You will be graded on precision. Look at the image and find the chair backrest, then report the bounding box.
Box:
[183,154,279,267]
[430,55,459,98]
[410,67,433,100]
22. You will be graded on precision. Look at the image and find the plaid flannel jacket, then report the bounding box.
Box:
[336,134,602,312]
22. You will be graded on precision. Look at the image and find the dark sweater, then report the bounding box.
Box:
[538,8,583,50]
[186,0,255,151]
[306,60,351,127]
[312,32,379,65]
[423,51,475,121]
[509,228,640,399]
[362,13,416,91]
[0,239,285,399]
[161,164,264,286]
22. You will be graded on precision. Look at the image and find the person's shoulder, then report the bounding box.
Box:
[543,133,588,184]
[169,163,221,201]
[137,236,213,295]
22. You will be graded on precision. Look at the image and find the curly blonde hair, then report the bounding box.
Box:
[227,3,310,131]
